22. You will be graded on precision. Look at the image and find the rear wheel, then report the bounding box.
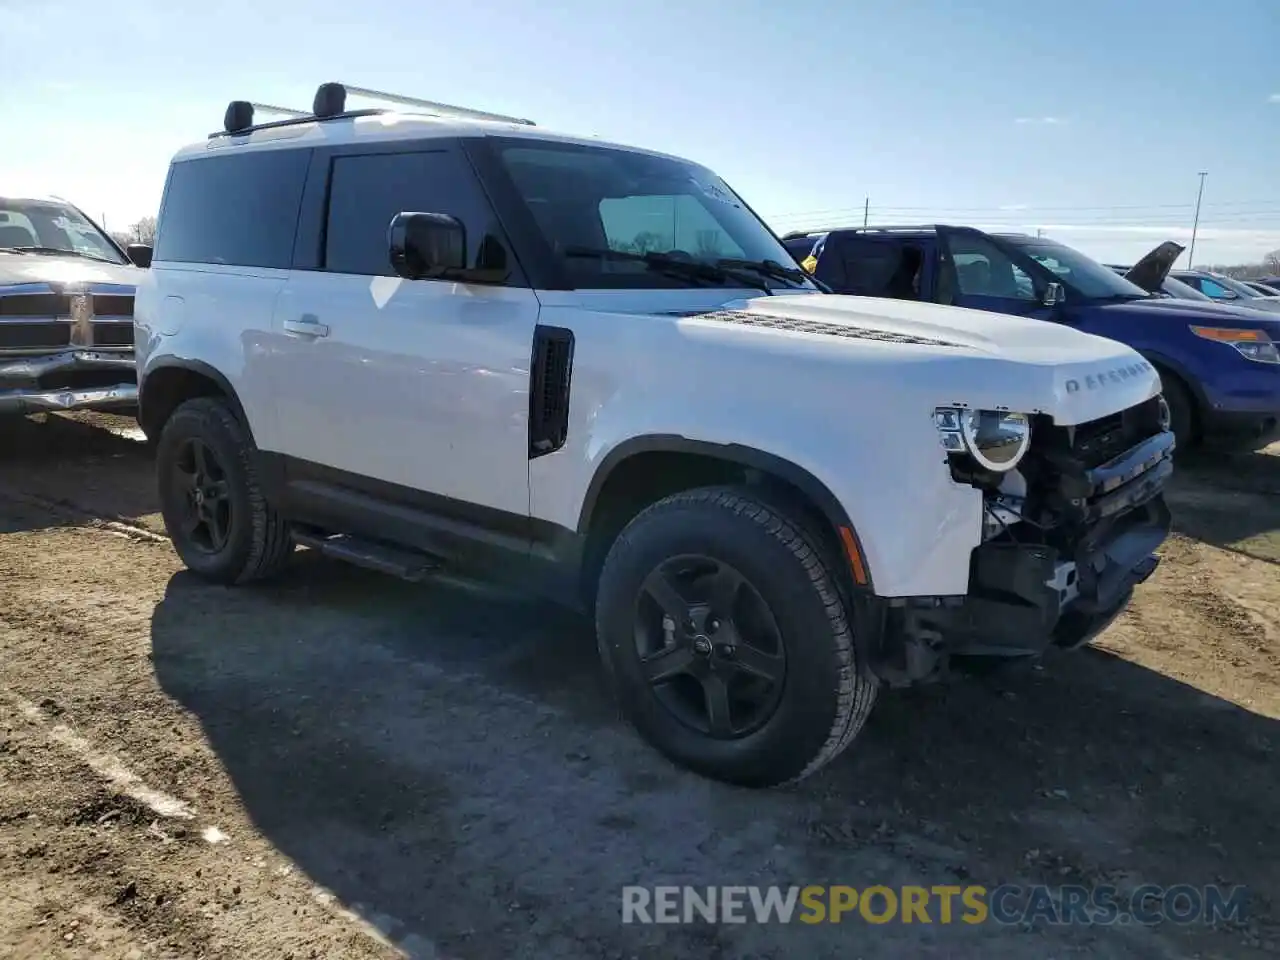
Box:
[595,486,877,787]
[156,397,293,584]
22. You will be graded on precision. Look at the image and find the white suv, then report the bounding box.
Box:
[135,83,1175,787]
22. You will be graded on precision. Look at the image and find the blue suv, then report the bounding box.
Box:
[784,226,1280,452]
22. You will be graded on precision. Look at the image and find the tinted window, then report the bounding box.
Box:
[155,149,310,268]
[323,149,505,278]
[944,233,1036,301]
[832,237,925,299]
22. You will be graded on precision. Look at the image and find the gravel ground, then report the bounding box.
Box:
[1,412,1277,959]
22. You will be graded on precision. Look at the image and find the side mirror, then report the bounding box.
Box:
[126,244,153,268]
[1042,281,1065,306]
[388,212,466,280]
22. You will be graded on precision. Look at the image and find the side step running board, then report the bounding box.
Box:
[291,531,440,582]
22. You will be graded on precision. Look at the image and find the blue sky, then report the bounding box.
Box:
[3,0,1278,265]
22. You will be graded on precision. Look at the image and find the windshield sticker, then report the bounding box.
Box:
[691,177,740,207]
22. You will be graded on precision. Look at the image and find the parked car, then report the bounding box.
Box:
[0,193,151,416]
[1244,280,1280,296]
[1103,262,1213,302]
[135,82,1173,788]
[1170,269,1280,314]
[786,227,1280,451]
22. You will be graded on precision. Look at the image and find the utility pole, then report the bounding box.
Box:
[863,197,869,227]
[1187,172,1208,269]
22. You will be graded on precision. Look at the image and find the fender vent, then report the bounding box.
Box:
[529,324,574,458]
[694,309,962,348]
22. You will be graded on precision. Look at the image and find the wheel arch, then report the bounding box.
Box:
[1139,349,1204,439]
[575,436,874,603]
[139,359,252,442]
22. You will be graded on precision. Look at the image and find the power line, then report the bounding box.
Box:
[762,198,1280,223]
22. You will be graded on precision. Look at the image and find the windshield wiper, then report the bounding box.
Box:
[714,257,810,288]
[4,245,114,263]
[562,246,773,295]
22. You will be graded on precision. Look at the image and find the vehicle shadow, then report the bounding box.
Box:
[0,412,156,534]
[150,558,1279,959]
[1166,446,1280,564]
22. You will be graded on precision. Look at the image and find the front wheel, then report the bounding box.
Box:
[595,487,877,787]
[155,397,294,584]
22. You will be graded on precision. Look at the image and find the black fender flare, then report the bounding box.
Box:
[139,358,253,440]
[576,435,873,591]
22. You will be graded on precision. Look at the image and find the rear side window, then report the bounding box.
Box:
[827,236,924,298]
[322,149,506,278]
[155,149,310,269]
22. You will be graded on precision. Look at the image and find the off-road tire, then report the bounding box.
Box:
[595,486,878,788]
[156,397,293,584]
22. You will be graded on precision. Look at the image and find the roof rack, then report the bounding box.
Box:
[781,224,993,240]
[210,81,536,139]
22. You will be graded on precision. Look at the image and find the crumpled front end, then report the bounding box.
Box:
[868,394,1175,685]
[0,280,137,414]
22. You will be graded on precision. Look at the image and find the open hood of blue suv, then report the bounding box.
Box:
[1123,240,1183,293]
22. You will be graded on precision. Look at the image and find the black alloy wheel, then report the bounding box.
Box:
[635,555,787,738]
[171,437,233,554]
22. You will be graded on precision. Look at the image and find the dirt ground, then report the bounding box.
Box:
[1,411,1277,960]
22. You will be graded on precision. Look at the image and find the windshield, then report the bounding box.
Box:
[492,140,816,291]
[0,197,125,263]
[1000,236,1149,299]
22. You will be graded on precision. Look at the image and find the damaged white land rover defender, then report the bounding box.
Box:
[135,83,1174,787]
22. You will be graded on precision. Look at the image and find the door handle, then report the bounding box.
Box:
[283,315,330,338]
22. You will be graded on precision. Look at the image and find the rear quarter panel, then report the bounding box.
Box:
[134,262,288,449]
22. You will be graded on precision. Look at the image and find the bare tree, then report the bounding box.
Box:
[127,216,157,245]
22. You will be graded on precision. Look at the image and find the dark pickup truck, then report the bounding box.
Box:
[1,194,151,417]
[785,225,1280,452]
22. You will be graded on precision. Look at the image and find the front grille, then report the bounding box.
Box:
[1017,395,1170,533]
[92,323,134,347]
[1068,395,1164,468]
[0,286,135,351]
[0,322,71,349]
[93,294,134,318]
[0,293,68,318]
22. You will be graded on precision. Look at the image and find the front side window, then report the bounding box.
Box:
[0,197,124,263]
[492,140,816,291]
[945,233,1037,301]
[323,149,511,279]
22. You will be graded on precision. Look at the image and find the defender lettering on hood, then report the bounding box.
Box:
[1065,360,1156,394]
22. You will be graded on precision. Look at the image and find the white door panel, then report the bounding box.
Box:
[269,271,538,516]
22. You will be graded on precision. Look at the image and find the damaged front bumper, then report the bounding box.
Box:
[869,427,1176,686]
[0,350,138,414]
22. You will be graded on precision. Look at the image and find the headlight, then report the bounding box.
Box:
[934,407,1032,472]
[1189,326,1280,364]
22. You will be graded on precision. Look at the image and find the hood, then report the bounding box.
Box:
[1096,294,1280,328]
[680,293,1161,426]
[0,252,141,291]
[1124,240,1183,293]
